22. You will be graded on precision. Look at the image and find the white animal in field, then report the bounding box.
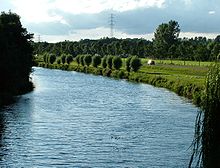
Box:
[147,60,155,65]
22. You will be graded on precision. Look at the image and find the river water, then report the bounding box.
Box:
[0,67,198,167]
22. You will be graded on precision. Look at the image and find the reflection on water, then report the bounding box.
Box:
[0,67,198,167]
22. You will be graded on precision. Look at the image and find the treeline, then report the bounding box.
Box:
[34,20,220,62]
[0,11,33,106]
[39,53,142,73]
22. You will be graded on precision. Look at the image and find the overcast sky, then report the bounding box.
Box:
[0,0,219,42]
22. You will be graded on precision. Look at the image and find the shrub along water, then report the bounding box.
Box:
[112,56,122,70]
[101,56,108,68]
[92,54,101,68]
[189,63,220,168]
[37,54,205,108]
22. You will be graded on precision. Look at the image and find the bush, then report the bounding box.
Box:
[49,54,56,64]
[57,58,61,64]
[66,54,73,64]
[75,55,80,65]
[107,55,113,69]
[101,56,108,68]
[190,63,220,168]
[43,53,48,63]
[130,56,142,72]
[102,68,112,77]
[80,55,85,66]
[61,54,66,64]
[112,56,122,70]
[92,55,101,68]
[84,54,92,66]
[126,56,132,72]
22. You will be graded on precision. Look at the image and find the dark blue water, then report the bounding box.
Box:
[0,67,198,167]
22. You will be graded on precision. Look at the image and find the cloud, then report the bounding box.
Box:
[33,27,154,42]
[209,11,215,15]
[10,0,165,23]
[50,0,165,14]
[2,0,220,42]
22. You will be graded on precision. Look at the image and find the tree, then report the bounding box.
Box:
[66,54,73,64]
[112,56,122,70]
[126,56,133,72]
[194,45,209,66]
[211,44,220,61]
[61,54,66,64]
[43,53,48,63]
[168,44,176,64]
[137,40,145,57]
[107,55,113,69]
[83,54,92,66]
[92,54,101,68]
[80,55,85,66]
[0,11,33,102]
[75,55,80,65]
[214,35,220,43]
[49,54,56,64]
[153,20,180,59]
[130,56,142,72]
[101,56,108,68]
[57,58,61,64]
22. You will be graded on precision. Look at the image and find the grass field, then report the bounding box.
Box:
[141,58,213,67]
[121,58,210,87]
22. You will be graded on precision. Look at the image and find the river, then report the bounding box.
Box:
[0,67,198,167]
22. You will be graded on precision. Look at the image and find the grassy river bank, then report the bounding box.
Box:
[37,59,211,107]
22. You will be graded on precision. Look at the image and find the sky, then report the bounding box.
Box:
[0,0,219,42]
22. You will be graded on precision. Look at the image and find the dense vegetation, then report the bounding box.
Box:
[0,11,33,106]
[33,20,220,63]
[189,63,220,168]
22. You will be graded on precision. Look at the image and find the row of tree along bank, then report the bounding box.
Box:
[36,53,204,108]
[0,11,34,106]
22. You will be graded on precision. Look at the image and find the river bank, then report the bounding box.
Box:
[0,81,34,107]
[38,61,207,107]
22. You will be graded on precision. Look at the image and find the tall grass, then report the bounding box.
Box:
[189,63,220,168]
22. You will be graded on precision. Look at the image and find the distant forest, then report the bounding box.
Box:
[34,20,220,62]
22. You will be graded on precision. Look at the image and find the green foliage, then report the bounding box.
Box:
[75,55,80,65]
[66,54,73,64]
[43,53,48,63]
[126,56,132,72]
[153,20,180,58]
[112,56,122,70]
[190,63,220,168]
[57,58,61,64]
[80,55,85,66]
[130,56,142,72]
[101,56,108,68]
[49,54,56,64]
[107,55,113,69]
[83,54,92,66]
[61,54,66,64]
[0,11,33,105]
[92,54,101,68]
[33,33,219,63]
